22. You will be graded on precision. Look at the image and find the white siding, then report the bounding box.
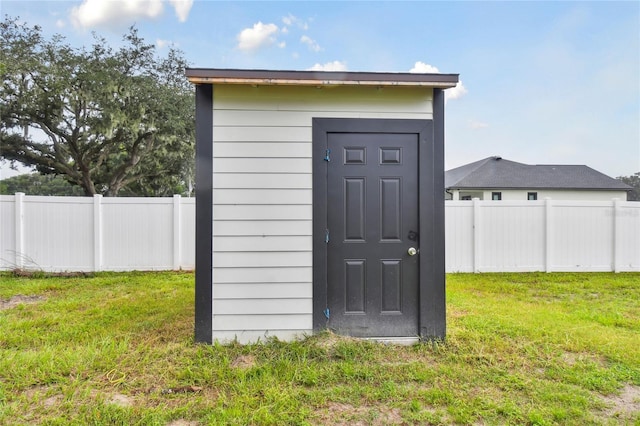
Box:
[211,84,433,343]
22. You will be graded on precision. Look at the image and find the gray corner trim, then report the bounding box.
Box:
[418,88,446,340]
[312,118,329,331]
[313,117,445,340]
[194,84,213,344]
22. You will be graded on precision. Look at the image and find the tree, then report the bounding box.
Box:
[0,173,85,196]
[0,17,194,196]
[617,172,640,201]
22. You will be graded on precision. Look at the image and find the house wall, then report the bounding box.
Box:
[211,84,433,343]
[449,189,627,201]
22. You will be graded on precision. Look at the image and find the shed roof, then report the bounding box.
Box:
[445,156,631,191]
[185,68,459,88]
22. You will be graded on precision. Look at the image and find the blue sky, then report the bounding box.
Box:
[2,0,639,179]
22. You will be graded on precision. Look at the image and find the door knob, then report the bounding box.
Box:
[408,247,418,256]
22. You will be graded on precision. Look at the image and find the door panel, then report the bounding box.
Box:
[344,179,365,241]
[326,132,419,337]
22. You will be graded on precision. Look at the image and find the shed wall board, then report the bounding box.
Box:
[214,189,313,205]
[211,84,433,343]
[213,267,312,284]
[213,221,312,236]
[214,283,313,299]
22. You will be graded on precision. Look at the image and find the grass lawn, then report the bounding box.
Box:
[0,271,638,425]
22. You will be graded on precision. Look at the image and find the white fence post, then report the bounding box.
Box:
[545,198,553,273]
[14,192,25,269]
[472,197,480,273]
[613,198,621,273]
[173,194,182,270]
[93,194,102,272]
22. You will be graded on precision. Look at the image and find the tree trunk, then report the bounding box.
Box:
[81,171,97,196]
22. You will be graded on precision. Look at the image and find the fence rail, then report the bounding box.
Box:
[1,195,638,273]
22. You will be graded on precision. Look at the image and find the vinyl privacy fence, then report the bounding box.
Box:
[1,194,638,273]
[446,199,639,273]
[1,194,195,272]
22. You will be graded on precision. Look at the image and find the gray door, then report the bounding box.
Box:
[325,132,419,337]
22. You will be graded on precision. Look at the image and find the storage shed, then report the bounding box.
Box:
[185,68,459,344]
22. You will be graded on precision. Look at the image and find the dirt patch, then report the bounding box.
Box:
[601,384,640,419]
[167,420,199,426]
[10,269,92,278]
[108,393,133,407]
[230,354,256,369]
[0,294,46,311]
[313,402,403,425]
[448,308,469,319]
[24,385,62,406]
[561,351,607,367]
[309,331,362,352]
[24,385,52,399]
[130,385,216,411]
[42,394,62,407]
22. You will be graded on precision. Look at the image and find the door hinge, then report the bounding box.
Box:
[324,149,331,162]
[325,229,330,243]
[323,308,330,319]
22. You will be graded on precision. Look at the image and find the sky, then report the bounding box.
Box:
[1,0,639,180]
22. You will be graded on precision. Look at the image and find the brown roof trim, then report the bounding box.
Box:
[185,68,459,88]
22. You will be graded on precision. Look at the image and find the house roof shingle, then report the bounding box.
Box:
[445,156,631,191]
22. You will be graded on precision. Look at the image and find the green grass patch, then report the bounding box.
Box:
[0,271,638,425]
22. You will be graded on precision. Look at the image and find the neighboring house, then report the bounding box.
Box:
[445,156,631,201]
[186,68,459,344]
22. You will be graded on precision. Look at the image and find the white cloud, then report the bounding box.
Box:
[278,41,286,49]
[237,22,279,52]
[55,19,66,28]
[282,14,295,26]
[282,13,309,30]
[307,61,348,72]
[168,0,193,23]
[71,0,164,29]
[69,0,191,29]
[469,120,489,129]
[409,61,467,102]
[410,61,440,74]
[156,38,177,48]
[446,82,468,101]
[300,35,321,52]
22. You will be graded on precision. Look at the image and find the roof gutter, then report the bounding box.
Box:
[185,68,460,88]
